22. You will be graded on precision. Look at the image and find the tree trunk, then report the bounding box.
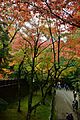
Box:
[17,68,21,112]
[17,60,24,112]
[18,79,21,112]
[26,57,34,120]
[26,83,33,120]
[49,88,55,120]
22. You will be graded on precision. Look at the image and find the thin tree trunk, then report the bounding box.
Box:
[18,66,21,112]
[17,60,24,112]
[18,81,21,112]
[26,95,33,120]
[26,27,40,120]
[26,58,34,120]
[58,35,60,69]
[49,88,55,120]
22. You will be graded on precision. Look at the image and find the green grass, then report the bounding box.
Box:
[31,105,50,120]
[0,92,54,120]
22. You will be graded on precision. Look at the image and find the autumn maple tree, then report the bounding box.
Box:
[0,0,80,120]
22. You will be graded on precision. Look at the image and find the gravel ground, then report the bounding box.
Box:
[55,89,78,120]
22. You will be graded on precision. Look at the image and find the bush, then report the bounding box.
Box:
[0,98,8,111]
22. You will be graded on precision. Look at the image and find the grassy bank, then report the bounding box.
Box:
[0,92,55,120]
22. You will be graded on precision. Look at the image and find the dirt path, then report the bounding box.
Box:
[55,89,78,120]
